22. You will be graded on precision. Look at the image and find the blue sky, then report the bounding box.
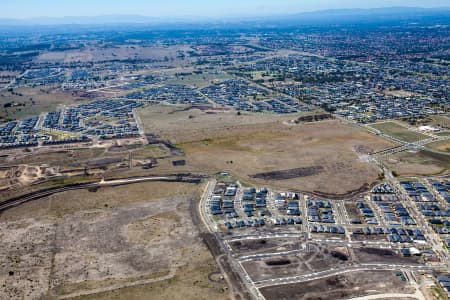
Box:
[3,0,450,18]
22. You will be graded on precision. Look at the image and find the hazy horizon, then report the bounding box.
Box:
[3,0,450,19]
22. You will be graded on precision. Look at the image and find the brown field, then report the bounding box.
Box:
[138,105,394,194]
[0,85,83,121]
[353,247,422,265]
[71,256,228,300]
[137,104,290,143]
[383,149,450,176]
[164,72,234,88]
[243,244,352,282]
[0,181,198,221]
[0,181,229,300]
[426,140,450,153]
[430,115,450,129]
[2,147,105,167]
[260,270,414,300]
[35,45,191,64]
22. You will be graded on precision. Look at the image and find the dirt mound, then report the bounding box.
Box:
[265,259,291,266]
[252,166,324,180]
[361,248,396,256]
[330,251,349,261]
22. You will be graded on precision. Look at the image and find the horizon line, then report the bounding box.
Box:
[2,6,450,22]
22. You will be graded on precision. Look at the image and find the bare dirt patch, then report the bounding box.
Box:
[260,270,414,300]
[354,247,422,265]
[242,243,352,282]
[229,237,303,254]
[251,166,324,180]
[0,181,228,300]
[426,140,450,153]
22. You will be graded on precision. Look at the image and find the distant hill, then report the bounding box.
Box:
[0,15,164,26]
[278,7,450,24]
[0,7,449,27]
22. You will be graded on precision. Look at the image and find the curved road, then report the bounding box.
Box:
[0,174,200,213]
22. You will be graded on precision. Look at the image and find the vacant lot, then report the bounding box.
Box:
[0,181,229,300]
[229,237,304,255]
[3,147,105,167]
[36,45,191,64]
[426,140,450,153]
[165,72,233,88]
[260,270,414,300]
[354,247,421,265]
[179,124,388,194]
[370,122,429,143]
[139,105,393,195]
[137,104,290,143]
[243,243,351,282]
[0,85,83,121]
[383,149,450,176]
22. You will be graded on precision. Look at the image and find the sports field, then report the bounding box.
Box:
[370,122,429,143]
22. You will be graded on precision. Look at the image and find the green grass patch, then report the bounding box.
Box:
[436,131,450,137]
[370,121,429,142]
[431,285,450,300]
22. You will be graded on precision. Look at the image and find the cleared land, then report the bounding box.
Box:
[383,149,450,176]
[0,85,84,121]
[259,270,414,300]
[243,243,352,282]
[370,122,429,143]
[426,140,450,153]
[0,181,228,300]
[35,45,191,64]
[2,148,105,167]
[139,105,393,195]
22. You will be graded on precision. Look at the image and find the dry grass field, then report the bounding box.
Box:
[0,181,229,300]
[137,104,290,143]
[426,140,450,153]
[0,85,84,121]
[2,147,106,167]
[139,105,394,195]
[383,149,450,176]
[35,45,191,64]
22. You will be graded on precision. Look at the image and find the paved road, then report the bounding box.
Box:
[0,175,199,213]
[199,179,264,300]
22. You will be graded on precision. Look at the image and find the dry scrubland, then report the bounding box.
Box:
[139,105,394,195]
[0,182,228,300]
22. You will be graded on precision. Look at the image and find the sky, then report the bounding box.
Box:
[2,0,450,19]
